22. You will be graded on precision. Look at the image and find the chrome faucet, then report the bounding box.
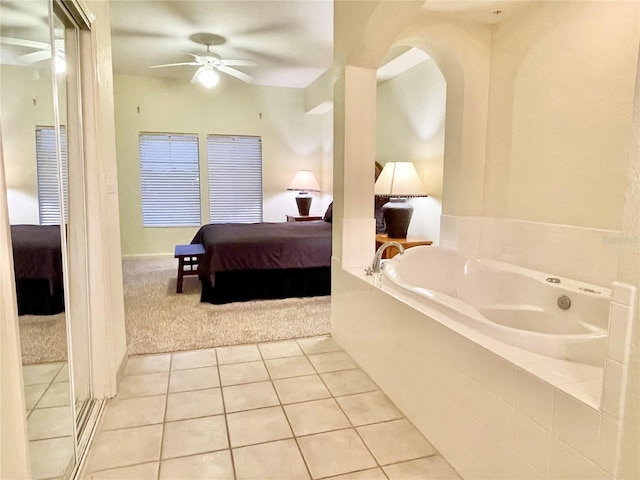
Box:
[366,241,405,275]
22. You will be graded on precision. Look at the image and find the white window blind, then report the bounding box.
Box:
[207,135,263,223]
[36,126,67,225]
[139,133,201,227]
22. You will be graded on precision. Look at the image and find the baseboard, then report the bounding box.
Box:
[121,253,173,259]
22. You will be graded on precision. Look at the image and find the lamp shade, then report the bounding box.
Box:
[374,162,427,239]
[374,162,427,197]
[287,170,320,216]
[287,170,321,193]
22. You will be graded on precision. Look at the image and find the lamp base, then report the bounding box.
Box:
[295,195,312,216]
[382,198,413,239]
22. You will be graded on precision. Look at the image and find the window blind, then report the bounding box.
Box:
[139,133,201,227]
[36,126,67,225]
[207,135,263,223]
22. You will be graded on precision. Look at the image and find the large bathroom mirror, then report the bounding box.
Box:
[1,0,92,477]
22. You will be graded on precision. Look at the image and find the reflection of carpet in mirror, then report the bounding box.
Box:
[20,257,331,364]
[20,313,67,365]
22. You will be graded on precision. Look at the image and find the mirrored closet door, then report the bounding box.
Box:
[1,0,93,477]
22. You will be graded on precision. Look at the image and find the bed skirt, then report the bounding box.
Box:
[15,279,65,315]
[200,267,331,304]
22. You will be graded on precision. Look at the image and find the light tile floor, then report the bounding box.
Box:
[23,362,75,480]
[83,336,461,479]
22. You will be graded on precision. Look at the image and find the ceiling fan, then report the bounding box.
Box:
[0,36,65,73]
[149,44,257,87]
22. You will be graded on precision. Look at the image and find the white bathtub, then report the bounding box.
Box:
[382,246,609,366]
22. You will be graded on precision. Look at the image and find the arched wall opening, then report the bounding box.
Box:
[334,18,491,268]
[375,43,453,245]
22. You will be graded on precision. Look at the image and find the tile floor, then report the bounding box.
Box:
[82,336,461,479]
[23,362,75,479]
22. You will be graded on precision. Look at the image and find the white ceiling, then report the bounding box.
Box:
[109,0,334,89]
[1,1,533,89]
[421,0,534,24]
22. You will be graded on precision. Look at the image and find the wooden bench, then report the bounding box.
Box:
[174,244,205,293]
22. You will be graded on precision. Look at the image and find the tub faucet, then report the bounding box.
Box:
[366,241,405,275]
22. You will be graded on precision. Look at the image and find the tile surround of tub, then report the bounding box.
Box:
[348,263,607,409]
[601,303,633,420]
[332,266,626,479]
[440,215,622,286]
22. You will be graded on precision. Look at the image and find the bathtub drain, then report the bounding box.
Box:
[557,295,571,310]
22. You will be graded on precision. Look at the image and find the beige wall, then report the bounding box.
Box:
[618,39,640,480]
[1,65,61,224]
[484,2,639,230]
[376,58,445,242]
[114,74,327,256]
[397,20,493,220]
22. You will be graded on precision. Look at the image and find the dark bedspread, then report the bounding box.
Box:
[191,221,332,275]
[11,224,63,292]
[11,224,65,315]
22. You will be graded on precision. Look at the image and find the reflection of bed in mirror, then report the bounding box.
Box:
[11,224,65,315]
[191,219,332,304]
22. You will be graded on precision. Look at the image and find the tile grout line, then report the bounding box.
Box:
[217,348,238,480]
[156,354,173,480]
[302,341,391,479]
[28,362,66,414]
[85,364,165,475]
[260,342,314,480]
[299,339,447,476]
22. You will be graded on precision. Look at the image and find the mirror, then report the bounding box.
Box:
[1,0,90,477]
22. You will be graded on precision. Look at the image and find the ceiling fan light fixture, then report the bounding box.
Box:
[198,67,219,88]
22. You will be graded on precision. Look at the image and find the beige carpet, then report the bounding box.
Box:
[19,256,331,364]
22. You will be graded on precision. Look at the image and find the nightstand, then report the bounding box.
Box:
[286,215,323,222]
[375,234,432,259]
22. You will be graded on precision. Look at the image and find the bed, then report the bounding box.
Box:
[11,224,65,315]
[190,218,332,304]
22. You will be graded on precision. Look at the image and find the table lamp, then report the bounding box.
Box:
[374,162,428,238]
[287,170,321,216]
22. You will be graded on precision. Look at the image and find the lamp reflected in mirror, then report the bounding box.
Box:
[374,162,428,238]
[287,170,320,216]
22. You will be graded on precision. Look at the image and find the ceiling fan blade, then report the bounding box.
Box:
[149,62,199,69]
[190,67,205,84]
[180,50,207,65]
[15,49,52,64]
[217,65,254,84]
[222,59,257,67]
[0,36,49,50]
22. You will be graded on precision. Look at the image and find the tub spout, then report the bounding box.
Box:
[367,241,405,275]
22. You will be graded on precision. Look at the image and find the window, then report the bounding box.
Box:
[36,126,67,225]
[139,133,201,227]
[207,135,262,223]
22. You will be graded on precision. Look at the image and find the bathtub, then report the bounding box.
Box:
[382,246,609,366]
